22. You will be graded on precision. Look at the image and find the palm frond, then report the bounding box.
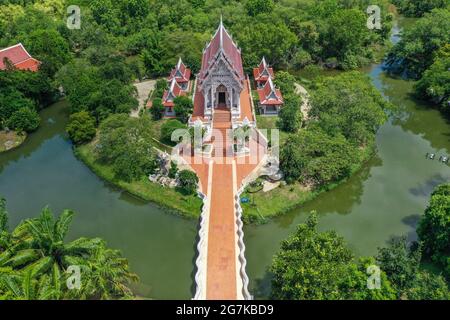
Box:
[4,249,40,268]
[54,210,74,242]
[23,256,53,278]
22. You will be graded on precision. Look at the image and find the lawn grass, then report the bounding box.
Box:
[75,142,202,219]
[0,131,26,153]
[241,182,316,224]
[255,115,290,145]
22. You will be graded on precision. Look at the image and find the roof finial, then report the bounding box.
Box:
[219,14,224,49]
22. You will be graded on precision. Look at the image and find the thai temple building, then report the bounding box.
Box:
[0,43,40,72]
[168,58,191,91]
[257,77,284,115]
[162,78,186,117]
[159,20,283,122]
[253,57,274,89]
[254,57,283,115]
[190,18,255,129]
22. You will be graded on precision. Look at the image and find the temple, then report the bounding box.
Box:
[254,57,283,115]
[168,57,191,91]
[162,78,186,117]
[190,18,254,129]
[257,77,284,115]
[253,57,274,89]
[0,43,40,72]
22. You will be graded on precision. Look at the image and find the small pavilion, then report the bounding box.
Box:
[162,78,186,117]
[168,57,191,91]
[257,77,284,115]
[253,57,274,89]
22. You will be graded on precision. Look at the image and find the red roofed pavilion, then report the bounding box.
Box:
[168,58,191,91]
[257,77,283,115]
[253,57,274,88]
[0,43,40,72]
[162,78,186,117]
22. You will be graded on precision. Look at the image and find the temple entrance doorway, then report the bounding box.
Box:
[218,92,226,105]
[216,84,228,109]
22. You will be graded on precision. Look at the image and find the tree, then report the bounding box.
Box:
[310,72,389,146]
[160,119,186,145]
[270,213,395,300]
[66,111,96,145]
[417,183,450,277]
[0,91,36,129]
[376,237,421,296]
[150,98,165,120]
[274,71,296,96]
[57,60,138,121]
[0,200,138,300]
[376,236,449,299]
[97,114,158,182]
[173,96,193,123]
[25,28,71,77]
[245,0,274,17]
[387,9,450,78]
[280,128,358,185]
[7,107,40,133]
[277,95,302,133]
[407,271,449,300]
[414,45,450,110]
[322,9,371,69]
[177,170,199,195]
[392,0,448,17]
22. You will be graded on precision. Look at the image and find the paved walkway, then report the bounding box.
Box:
[183,105,266,299]
[131,80,156,118]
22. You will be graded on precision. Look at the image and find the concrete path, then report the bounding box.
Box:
[295,82,311,121]
[131,80,156,118]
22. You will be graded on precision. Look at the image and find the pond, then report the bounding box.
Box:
[0,17,448,299]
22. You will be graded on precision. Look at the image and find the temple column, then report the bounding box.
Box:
[231,88,233,109]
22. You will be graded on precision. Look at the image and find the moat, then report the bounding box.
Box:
[0,17,448,299]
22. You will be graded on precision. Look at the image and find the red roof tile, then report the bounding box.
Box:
[162,79,186,107]
[199,19,244,83]
[0,43,40,71]
[253,57,274,82]
[168,58,191,84]
[257,78,283,105]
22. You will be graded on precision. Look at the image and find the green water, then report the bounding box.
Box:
[0,102,198,299]
[1,18,448,299]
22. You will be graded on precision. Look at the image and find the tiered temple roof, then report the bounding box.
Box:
[162,78,186,107]
[257,77,283,106]
[198,18,245,86]
[253,57,274,85]
[168,57,191,85]
[0,43,40,72]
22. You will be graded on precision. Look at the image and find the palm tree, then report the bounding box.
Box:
[67,245,138,300]
[0,207,101,280]
[0,268,60,300]
[0,200,138,300]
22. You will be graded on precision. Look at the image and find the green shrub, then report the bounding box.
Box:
[7,107,40,133]
[160,119,186,145]
[177,170,199,195]
[66,111,96,145]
